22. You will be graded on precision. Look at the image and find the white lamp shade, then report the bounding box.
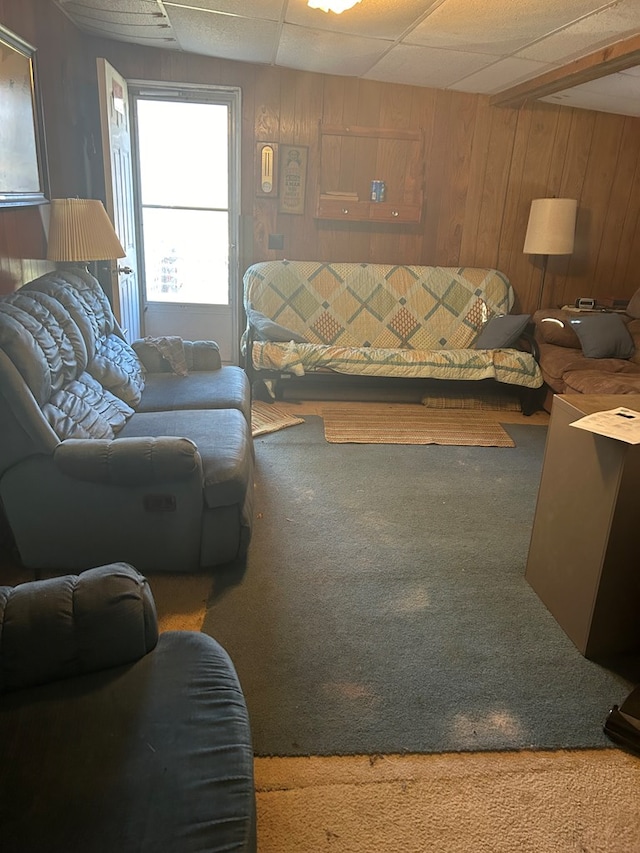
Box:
[46,198,126,262]
[523,198,577,255]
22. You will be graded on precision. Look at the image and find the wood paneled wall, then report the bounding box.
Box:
[2,1,640,313]
[0,0,96,289]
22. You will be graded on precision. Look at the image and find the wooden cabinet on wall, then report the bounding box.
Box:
[315,124,424,224]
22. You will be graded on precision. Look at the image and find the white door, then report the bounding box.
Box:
[129,85,241,364]
[96,58,141,341]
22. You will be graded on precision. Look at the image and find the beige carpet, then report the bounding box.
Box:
[148,572,214,632]
[322,403,515,446]
[254,750,640,852]
[252,401,305,436]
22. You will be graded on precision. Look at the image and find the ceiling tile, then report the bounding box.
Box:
[163,0,285,21]
[52,0,640,117]
[59,0,161,12]
[364,43,493,89]
[572,69,640,97]
[286,0,434,39]
[542,82,640,117]
[57,0,177,44]
[276,25,389,75]
[406,0,617,56]
[168,6,279,62]
[450,56,551,94]
[517,2,640,63]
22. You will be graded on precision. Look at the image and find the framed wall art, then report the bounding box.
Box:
[278,145,308,215]
[0,24,50,207]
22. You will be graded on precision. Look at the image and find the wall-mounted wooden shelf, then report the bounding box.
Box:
[315,123,424,224]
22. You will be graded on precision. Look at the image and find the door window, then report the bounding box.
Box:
[134,98,231,306]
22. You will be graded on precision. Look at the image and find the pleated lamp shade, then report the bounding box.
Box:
[523,198,577,255]
[46,198,125,262]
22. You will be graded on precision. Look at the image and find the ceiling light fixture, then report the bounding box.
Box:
[308,0,362,13]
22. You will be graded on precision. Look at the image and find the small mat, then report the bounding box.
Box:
[252,401,305,437]
[421,391,521,411]
[322,404,515,446]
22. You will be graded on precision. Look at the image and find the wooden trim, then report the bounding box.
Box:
[490,33,640,109]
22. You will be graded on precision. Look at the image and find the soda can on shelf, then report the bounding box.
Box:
[370,180,386,202]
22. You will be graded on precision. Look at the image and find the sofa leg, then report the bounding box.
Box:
[520,387,544,416]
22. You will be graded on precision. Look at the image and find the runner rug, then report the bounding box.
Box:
[322,403,515,446]
[202,417,637,756]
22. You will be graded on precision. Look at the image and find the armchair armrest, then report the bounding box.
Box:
[0,563,158,692]
[133,339,222,373]
[185,340,222,371]
[519,329,540,363]
[53,436,202,485]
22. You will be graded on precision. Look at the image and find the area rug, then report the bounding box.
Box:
[252,400,304,436]
[203,417,638,756]
[321,404,515,446]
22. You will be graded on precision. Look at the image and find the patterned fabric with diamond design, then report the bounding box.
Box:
[243,261,542,389]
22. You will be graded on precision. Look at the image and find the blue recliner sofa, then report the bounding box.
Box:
[0,268,254,573]
[0,562,256,852]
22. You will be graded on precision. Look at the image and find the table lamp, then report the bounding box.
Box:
[46,197,125,269]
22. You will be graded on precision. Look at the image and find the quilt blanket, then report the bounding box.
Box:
[243,261,543,390]
[251,341,543,389]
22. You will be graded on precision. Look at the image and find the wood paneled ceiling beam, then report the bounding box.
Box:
[490,33,640,108]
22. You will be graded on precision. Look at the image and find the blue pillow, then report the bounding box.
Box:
[569,313,634,359]
[474,314,530,349]
[246,307,306,343]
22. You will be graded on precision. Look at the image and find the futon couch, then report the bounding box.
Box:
[532,295,640,399]
[243,260,543,407]
[0,268,253,573]
[0,562,256,853]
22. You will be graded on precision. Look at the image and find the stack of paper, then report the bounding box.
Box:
[570,407,640,444]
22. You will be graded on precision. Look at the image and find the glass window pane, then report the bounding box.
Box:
[142,208,229,305]
[136,100,228,209]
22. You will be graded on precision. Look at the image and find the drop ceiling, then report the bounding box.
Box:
[53,0,640,116]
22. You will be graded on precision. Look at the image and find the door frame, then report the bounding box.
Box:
[128,80,242,363]
[96,58,142,341]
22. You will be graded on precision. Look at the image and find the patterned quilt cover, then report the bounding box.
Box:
[250,342,542,388]
[243,261,543,390]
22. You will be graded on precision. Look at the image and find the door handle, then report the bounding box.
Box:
[118,265,133,275]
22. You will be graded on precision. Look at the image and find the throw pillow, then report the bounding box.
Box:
[246,307,306,343]
[534,309,581,348]
[474,314,530,349]
[569,313,635,359]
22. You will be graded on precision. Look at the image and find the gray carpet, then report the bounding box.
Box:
[203,417,638,756]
